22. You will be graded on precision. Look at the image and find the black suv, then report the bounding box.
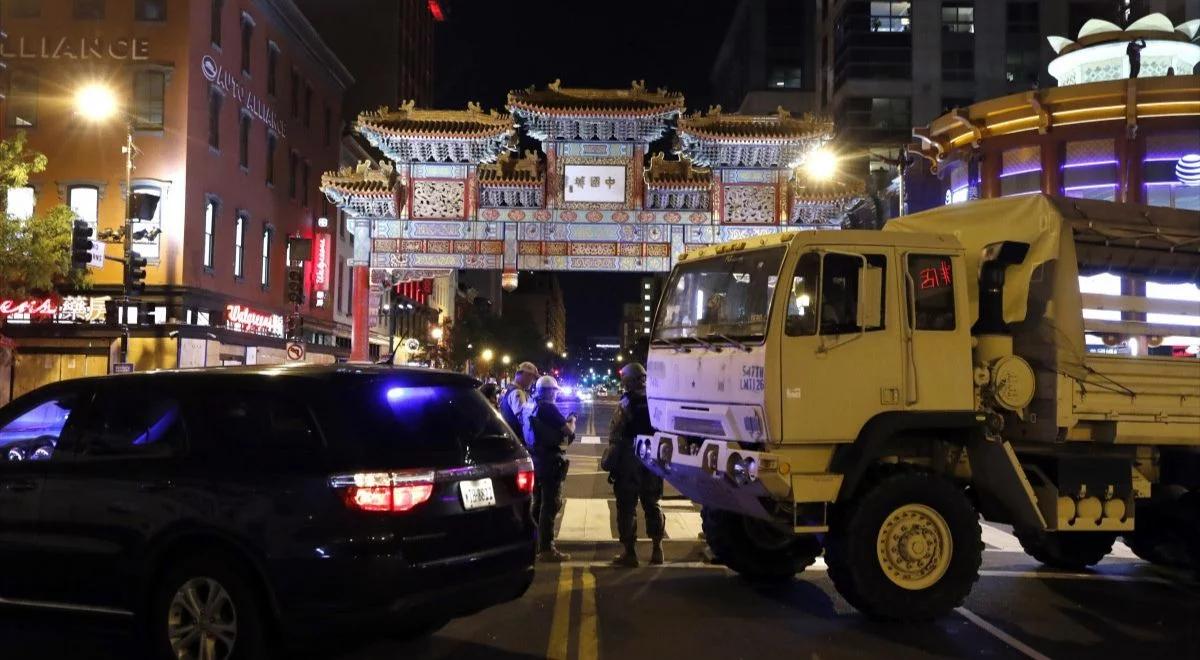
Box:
[0,365,536,658]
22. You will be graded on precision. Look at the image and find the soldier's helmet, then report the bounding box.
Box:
[619,362,647,386]
[533,375,560,400]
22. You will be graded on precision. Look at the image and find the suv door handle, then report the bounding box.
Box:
[138,480,175,492]
[1,479,38,492]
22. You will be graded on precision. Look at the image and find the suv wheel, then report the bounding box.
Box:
[150,556,266,660]
[826,469,982,620]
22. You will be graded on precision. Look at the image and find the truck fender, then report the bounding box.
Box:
[831,411,984,501]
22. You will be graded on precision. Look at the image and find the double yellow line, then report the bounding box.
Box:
[547,566,599,660]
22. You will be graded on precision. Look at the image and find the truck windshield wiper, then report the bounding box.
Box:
[704,333,751,353]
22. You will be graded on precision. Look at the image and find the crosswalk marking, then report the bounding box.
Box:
[579,435,602,445]
[553,498,1147,563]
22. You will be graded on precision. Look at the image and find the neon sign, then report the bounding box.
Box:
[0,296,109,323]
[225,304,284,338]
[918,261,953,290]
[314,234,331,291]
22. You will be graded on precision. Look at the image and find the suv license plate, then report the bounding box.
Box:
[460,478,496,510]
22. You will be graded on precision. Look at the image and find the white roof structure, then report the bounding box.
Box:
[1047,13,1200,86]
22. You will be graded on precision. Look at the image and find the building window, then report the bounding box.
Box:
[290,69,300,118]
[267,43,279,96]
[942,49,974,82]
[130,183,164,263]
[67,186,99,225]
[7,71,38,128]
[304,84,313,127]
[7,187,35,220]
[74,0,104,19]
[233,213,246,278]
[941,3,973,33]
[9,0,40,18]
[869,1,910,32]
[301,161,310,207]
[260,227,272,287]
[134,0,165,21]
[238,112,251,169]
[1006,1,1040,85]
[767,66,803,89]
[240,14,253,75]
[324,106,332,146]
[132,70,165,130]
[203,198,217,269]
[207,86,222,150]
[288,151,298,199]
[265,131,277,186]
[869,97,910,130]
[210,0,223,47]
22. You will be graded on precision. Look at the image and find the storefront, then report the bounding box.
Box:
[1,294,345,405]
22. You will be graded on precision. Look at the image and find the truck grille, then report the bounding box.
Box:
[673,416,724,437]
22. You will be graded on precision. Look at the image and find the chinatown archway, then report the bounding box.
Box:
[321,82,861,360]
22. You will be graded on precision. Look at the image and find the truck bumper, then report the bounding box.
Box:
[636,432,788,521]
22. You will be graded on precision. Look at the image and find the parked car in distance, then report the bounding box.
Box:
[0,364,537,659]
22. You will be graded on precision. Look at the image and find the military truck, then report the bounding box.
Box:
[637,194,1200,620]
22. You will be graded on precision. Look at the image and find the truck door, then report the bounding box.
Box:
[899,252,974,411]
[779,249,903,443]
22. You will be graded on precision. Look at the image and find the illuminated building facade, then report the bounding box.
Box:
[908,12,1200,357]
[0,0,352,403]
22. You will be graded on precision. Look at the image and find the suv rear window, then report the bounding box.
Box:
[332,380,515,461]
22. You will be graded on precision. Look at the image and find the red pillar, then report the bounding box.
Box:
[350,265,371,362]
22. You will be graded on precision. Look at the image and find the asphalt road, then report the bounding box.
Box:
[4,399,1198,659]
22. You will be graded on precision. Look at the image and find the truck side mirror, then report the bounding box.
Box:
[857,264,883,330]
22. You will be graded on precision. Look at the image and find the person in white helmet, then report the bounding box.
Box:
[521,374,576,562]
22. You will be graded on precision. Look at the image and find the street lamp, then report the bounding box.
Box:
[430,326,444,341]
[616,354,624,363]
[561,351,568,359]
[75,81,137,365]
[481,348,494,362]
[805,147,838,181]
[501,354,511,366]
[546,340,554,350]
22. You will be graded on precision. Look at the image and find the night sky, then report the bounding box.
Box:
[434,0,737,348]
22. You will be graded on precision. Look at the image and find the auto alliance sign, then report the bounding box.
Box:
[202,54,287,139]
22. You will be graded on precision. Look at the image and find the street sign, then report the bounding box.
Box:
[88,240,105,269]
[286,341,305,362]
[112,362,135,374]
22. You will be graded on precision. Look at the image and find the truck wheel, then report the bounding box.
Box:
[825,470,982,621]
[700,507,820,581]
[1014,530,1115,570]
[1125,486,1193,568]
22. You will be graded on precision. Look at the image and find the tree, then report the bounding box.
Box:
[0,132,85,298]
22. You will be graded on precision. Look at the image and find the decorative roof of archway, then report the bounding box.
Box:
[320,160,403,218]
[507,80,684,118]
[477,150,545,186]
[644,153,711,189]
[356,101,515,164]
[790,170,866,206]
[677,107,834,168]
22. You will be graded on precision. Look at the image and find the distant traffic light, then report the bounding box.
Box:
[125,251,148,297]
[285,266,304,305]
[71,220,94,270]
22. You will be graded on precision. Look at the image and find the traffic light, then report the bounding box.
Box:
[285,266,304,305]
[286,314,304,340]
[71,220,94,270]
[125,251,148,297]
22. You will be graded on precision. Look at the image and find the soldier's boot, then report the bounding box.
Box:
[611,541,639,568]
[649,539,665,565]
[538,545,571,563]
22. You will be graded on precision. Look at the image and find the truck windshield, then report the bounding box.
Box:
[654,246,786,342]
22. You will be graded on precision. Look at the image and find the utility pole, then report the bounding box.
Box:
[119,122,134,364]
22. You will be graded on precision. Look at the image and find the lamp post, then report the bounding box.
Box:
[75,82,136,364]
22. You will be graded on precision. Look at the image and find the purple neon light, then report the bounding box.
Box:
[1000,166,1042,178]
[1063,183,1118,191]
[1062,159,1118,169]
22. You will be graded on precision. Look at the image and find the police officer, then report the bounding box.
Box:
[608,362,665,567]
[522,375,576,562]
[500,361,539,439]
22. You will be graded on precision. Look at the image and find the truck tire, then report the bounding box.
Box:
[700,507,820,581]
[825,470,982,621]
[1014,530,1116,570]
[1125,486,1193,569]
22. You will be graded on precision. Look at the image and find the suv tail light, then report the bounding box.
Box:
[515,458,535,495]
[329,470,435,513]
